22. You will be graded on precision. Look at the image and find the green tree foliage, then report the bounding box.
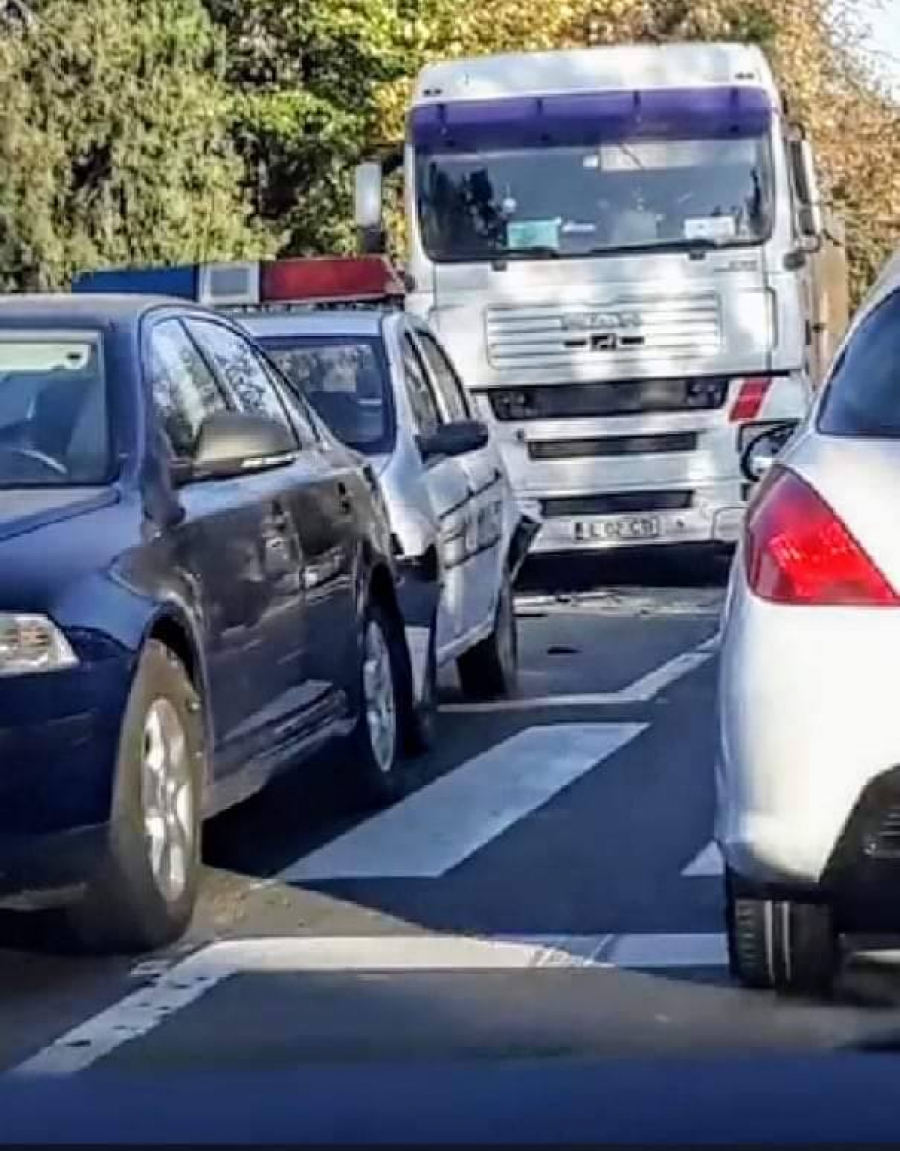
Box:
[209,0,899,298]
[0,0,263,289]
[0,0,895,296]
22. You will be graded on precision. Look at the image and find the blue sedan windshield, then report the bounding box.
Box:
[0,335,109,486]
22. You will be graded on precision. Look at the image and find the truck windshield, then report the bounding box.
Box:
[258,334,393,455]
[416,135,774,263]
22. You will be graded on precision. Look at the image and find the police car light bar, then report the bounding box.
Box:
[261,256,402,304]
[72,256,403,308]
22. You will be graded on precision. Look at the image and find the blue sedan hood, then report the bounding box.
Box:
[0,487,118,543]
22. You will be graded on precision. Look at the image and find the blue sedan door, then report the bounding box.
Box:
[146,318,307,780]
[186,319,356,736]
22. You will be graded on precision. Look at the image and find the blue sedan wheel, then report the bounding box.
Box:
[64,641,204,954]
[141,698,196,905]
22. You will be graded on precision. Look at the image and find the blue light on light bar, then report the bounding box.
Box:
[72,264,200,299]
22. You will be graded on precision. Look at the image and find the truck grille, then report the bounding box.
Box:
[541,491,694,518]
[485,295,722,370]
[486,378,728,421]
[529,432,697,461]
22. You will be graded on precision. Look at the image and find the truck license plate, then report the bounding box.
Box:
[573,515,661,542]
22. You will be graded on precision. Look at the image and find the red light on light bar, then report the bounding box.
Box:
[729,376,772,423]
[260,256,403,304]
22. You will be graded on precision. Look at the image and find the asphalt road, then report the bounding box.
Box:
[4,552,900,1080]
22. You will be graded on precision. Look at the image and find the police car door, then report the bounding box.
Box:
[412,326,506,644]
[398,326,470,662]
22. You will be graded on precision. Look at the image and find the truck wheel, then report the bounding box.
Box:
[457,575,518,700]
[346,603,409,808]
[64,641,204,954]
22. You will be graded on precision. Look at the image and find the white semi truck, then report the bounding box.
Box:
[355,42,848,555]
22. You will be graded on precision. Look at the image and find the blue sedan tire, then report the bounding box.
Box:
[64,641,204,954]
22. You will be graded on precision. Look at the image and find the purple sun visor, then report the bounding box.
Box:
[409,87,772,150]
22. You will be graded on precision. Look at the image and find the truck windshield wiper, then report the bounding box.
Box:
[501,246,562,260]
[586,237,725,257]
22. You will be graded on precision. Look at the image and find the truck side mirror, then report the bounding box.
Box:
[354,162,385,254]
[789,134,824,245]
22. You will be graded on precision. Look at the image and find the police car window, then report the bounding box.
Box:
[262,336,390,454]
[402,333,442,437]
[186,319,297,444]
[148,320,228,458]
[254,349,320,448]
[416,331,471,422]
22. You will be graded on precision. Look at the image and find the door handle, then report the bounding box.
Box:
[337,481,353,515]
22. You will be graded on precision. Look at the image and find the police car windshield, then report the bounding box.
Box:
[258,335,393,455]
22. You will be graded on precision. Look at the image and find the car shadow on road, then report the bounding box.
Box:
[518,545,732,596]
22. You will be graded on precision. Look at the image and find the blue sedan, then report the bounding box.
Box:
[0,295,423,952]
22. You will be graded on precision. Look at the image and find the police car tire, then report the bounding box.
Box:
[63,642,203,955]
[404,625,438,755]
[457,575,518,700]
[347,602,409,809]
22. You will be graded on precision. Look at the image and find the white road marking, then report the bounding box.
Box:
[403,625,431,701]
[603,933,727,968]
[682,842,724,878]
[15,932,727,1076]
[280,723,644,882]
[443,691,650,712]
[612,645,714,703]
[443,637,716,713]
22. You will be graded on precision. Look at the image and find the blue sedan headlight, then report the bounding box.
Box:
[0,614,78,677]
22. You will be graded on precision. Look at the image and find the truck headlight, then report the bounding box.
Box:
[0,614,78,677]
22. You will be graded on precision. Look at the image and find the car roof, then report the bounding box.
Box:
[0,292,204,331]
[240,309,387,340]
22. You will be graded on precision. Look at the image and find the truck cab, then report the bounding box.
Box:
[356,42,848,555]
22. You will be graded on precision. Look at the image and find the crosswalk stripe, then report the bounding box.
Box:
[14,932,728,1076]
[280,723,645,882]
[682,842,724,877]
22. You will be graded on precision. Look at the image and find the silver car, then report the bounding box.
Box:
[718,250,900,996]
[243,309,538,743]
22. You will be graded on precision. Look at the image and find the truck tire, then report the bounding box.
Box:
[64,641,204,954]
[457,575,518,700]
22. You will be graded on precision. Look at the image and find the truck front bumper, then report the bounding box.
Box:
[525,482,744,555]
